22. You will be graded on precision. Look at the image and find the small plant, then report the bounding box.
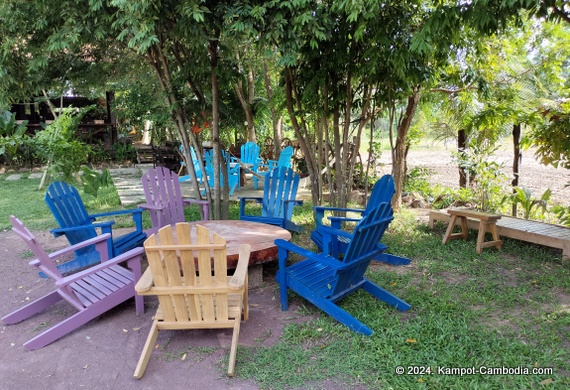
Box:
[113,142,136,162]
[33,107,91,185]
[509,186,551,220]
[0,110,29,165]
[81,167,113,198]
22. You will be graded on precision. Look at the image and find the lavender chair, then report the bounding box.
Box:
[2,216,145,350]
[139,166,209,235]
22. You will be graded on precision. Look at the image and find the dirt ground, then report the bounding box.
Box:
[380,147,570,205]
[0,228,320,390]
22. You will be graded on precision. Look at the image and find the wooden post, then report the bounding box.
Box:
[512,123,522,216]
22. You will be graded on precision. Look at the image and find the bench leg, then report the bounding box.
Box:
[442,215,458,244]
[476,220,487,254]
[443,215,468,245]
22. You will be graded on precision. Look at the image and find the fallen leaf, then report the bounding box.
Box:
[132,327,141,331]
[317,328,323,332]
[181,353,187,361]
[122,329,128,333]
[406,338,417,343]
[540,378,553,385]
[391,282,397,286]
[83,365,89,369]
[250,304,260,307]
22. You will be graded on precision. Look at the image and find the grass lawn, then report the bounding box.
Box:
[1,172,569,388]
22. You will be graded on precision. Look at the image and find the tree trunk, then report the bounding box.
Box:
[512,123,522,216]
[392,88,421,209]
[208,35,229,220]
[263,60,282,159]
[458,129,468,188]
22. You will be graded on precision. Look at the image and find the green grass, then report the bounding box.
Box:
[2,172,569,388]
[234,209,570,389]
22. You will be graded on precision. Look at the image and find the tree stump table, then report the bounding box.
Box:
[442,208,503,254]
[186,220,291,287]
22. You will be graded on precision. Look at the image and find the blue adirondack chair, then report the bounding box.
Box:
[203,150,240,196]
[178,145,204,184]
[231,142,262,189]
[275,202,410,335]
[3,216,144,350]
[260,145,294,172]
[239,166,304,233]
[311,175,409,265]
[44,182,147,274]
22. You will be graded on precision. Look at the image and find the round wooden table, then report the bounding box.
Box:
[187,220,291,269]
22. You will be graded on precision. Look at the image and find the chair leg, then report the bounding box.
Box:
[227,319,241,376]
[361,280,411,311]
[134,321,160,379]
[311,296,373,336]
[2,291,62,325]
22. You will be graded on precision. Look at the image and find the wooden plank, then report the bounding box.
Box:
[429,209,570,259]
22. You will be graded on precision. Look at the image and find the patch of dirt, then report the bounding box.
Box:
[378,147,570,205]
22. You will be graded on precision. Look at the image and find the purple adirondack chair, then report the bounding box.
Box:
[139,166,209,235]
[2,216,145,351]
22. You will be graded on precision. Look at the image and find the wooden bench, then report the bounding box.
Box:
[441,208,503,254]
[429,209,570,259]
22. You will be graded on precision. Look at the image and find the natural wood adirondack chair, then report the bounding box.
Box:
[311,174,409,265]
[2,216,144,350]
[239,166,304,233]
[275,202,410,336]
[139,166,209,235]
[44,181,147,273]
[134,223,251,378]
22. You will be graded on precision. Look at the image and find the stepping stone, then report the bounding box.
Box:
[6,174,22,181]
[28,173,44,179]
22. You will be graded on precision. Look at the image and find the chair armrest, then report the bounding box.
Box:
[38,234,112,264]
[328,216,362,230]
[90,208,144,232]
[239,197,263,217]
[50,221,114,236]
[182,198,209,206]
[313,206,365,227]
[89,208,144,219]
[229,244,251,290]
[135,268,155,294]
[138,203,164,212]
[274,239,345,270]
[55,247,144,287]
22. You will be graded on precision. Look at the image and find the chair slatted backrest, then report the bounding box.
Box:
[263,167,299,219]
[143,223,230,323]
[331,203,394,296]
[366,175,395,213]
[276,146,294,168]
[240,142,260,166]
[44,182,97,247]
[142,167,185,228]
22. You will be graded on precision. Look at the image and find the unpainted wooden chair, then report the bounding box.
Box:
[2,216,144,350]
[239,166,304,233]
[311,174,409,265]
[133,223,251,378]
[139,166,209,235]
[275,202,410,335]
[44,181,146,273]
